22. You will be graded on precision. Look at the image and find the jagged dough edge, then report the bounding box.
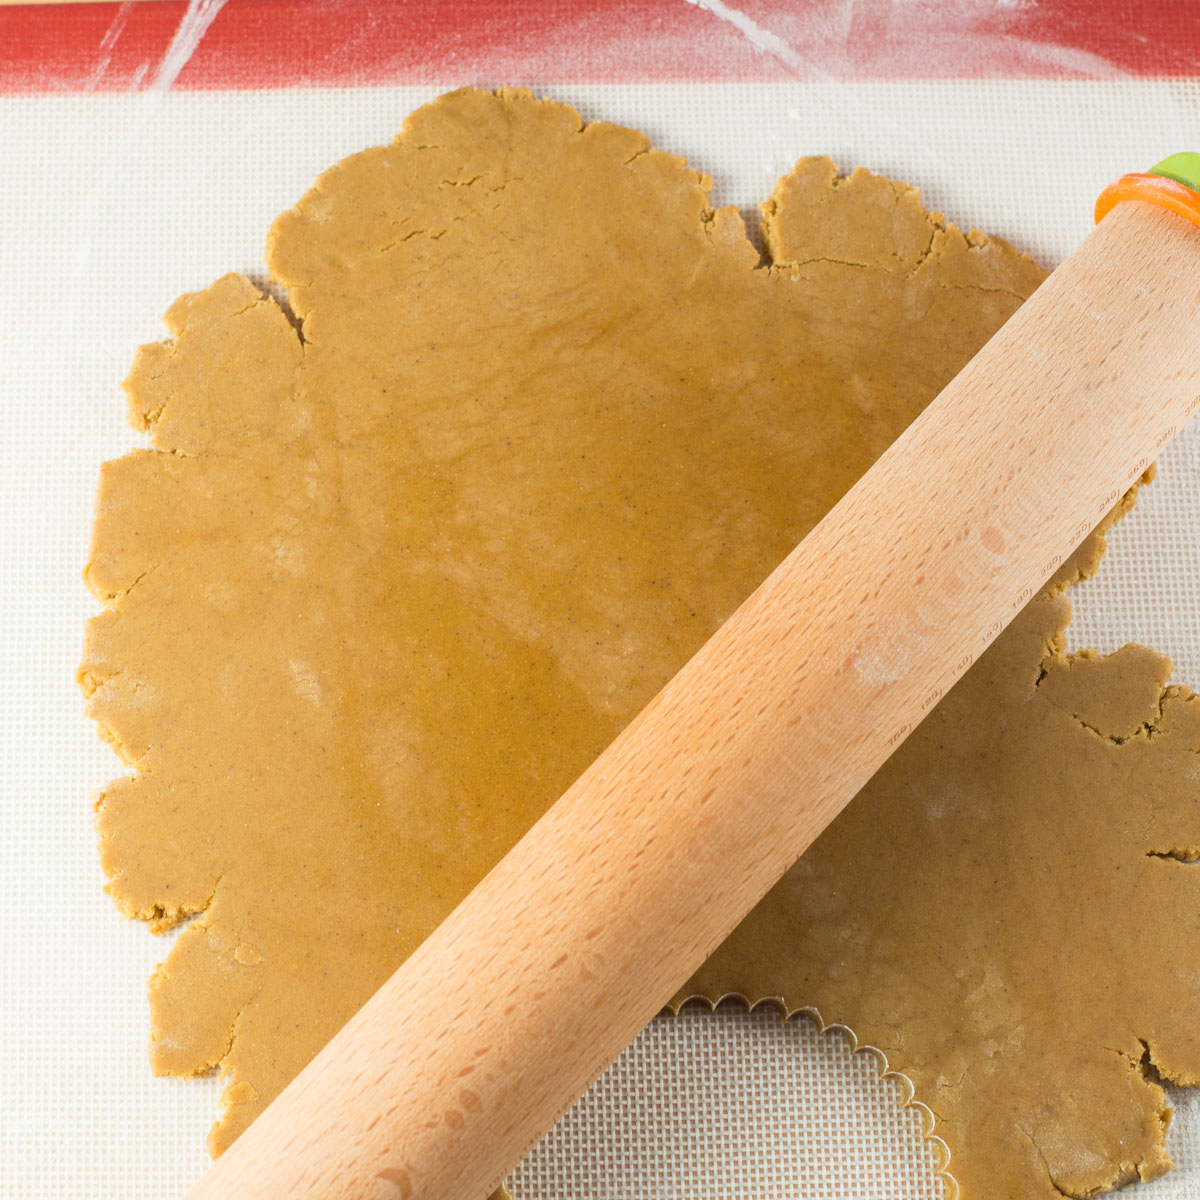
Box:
[79,91,1148,1188]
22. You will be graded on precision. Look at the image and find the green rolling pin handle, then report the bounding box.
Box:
[1096,153,1200,227]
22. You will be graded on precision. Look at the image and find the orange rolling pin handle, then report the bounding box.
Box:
[1097,153,1200,229]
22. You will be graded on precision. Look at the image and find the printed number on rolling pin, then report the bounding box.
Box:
[1008,585,1033,614]
[887,682,948,745]
[886,653,978,746]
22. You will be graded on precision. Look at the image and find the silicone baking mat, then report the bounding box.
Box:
[3,2,1200,1197]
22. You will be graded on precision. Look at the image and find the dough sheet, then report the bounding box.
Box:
[81,88,1199,1197]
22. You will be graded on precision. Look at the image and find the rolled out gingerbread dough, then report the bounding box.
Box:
[81,88,1200,1197]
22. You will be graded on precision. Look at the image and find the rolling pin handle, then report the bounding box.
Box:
[1096,152,1200,228]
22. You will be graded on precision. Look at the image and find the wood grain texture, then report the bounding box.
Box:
[187,200,1200,1200]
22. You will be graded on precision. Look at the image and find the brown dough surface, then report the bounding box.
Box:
[79,88,1198,1196]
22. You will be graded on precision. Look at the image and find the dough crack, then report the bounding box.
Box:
[1036,665,1181,745]
[938,280,1033,301]
[160,989,254,1080]
[379,228,434,252]
[1020,1125,1078,1200]
[903,224,939,278]
[1145,847,1200,864]
[789,254,877,271]
[86,562,157,605]
[208,999,255,1078]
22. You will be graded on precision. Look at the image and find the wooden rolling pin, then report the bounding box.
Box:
[189,162,1200,1200]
